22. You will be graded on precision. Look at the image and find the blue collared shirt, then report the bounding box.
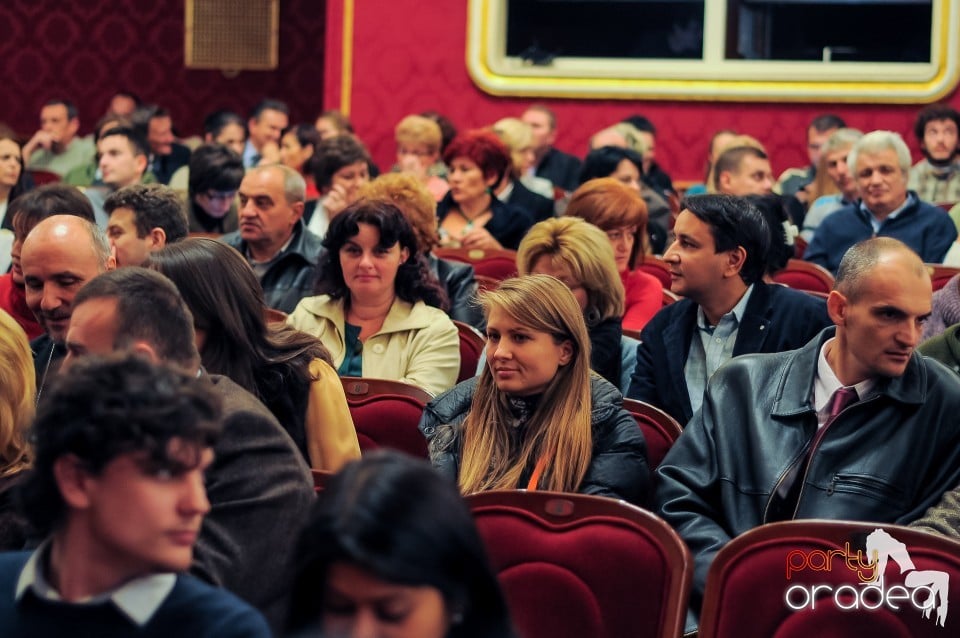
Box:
[685,285,755,414]
[242,139,260,169]
[15,541,177,627]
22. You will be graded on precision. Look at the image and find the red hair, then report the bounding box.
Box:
[442,129,512,185]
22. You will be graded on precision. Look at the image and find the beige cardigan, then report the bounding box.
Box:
[289,295,460,397]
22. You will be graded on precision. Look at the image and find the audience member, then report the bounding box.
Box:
[286,451,516,638]
[775,113,846,201]
[61,112,132,188]
[314,109,354,140]
[86,126,153,226]
[139,105,191,185]
[422,274,650,504]
[63,268,314,629]
[104,90,140,118]
[908,103,960,203]
[437,130,533,250]
[0,186,96,339]
[714,145,775,197]
[395,114,449,201]
[244,99,289,168]
[222,164,324,313]
[22,99,94,177]
[921,273,960,341]
[0,132,28,233]
[280,123,321,200]
[801,128,864,241]
[185,143,244,234]
[684,129,737,195]
[491,117,555,222]
[627,195,830,424]
[579,145,670,253]
[657,237,960,631]
[290,200,459,396]
[307,135,371,237]
[148,238,360,471]
[202,110,247,156]
[1,354,272,636]
[564,177,661,331]
[104,184,188,267]
[521,105,581,192]
[623,114,675,198]
[21,215,115,389]
[703,134,766,197]
[805,130,957,272]
[518,217,625,387]
[359,173,485,329]
[422,110,457,155]
[0,310,32,551]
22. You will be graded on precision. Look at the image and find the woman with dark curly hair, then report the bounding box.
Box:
[148,237,360,471]
[436,129,533,250]
[289,200,460,396]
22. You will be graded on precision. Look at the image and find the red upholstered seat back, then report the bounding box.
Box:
[771,259,835,294]
[622,399,683,469]
[700,520,960,638]
[453,320,485,382]
[927,264,960,292]
[635,257,672,289]
[434,247,519,281]
[339,377,430,458]
[468,491,691,638]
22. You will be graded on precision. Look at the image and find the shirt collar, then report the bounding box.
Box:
[15,541,177,627]
[860,192,915,223]
[696,284,755,331]
[814,337,876,414]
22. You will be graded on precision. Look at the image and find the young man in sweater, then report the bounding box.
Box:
[0,354,270,637]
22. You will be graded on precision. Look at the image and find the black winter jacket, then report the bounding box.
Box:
[419,375,651,506]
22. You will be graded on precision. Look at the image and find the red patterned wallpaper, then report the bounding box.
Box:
[0,0,325,139]
[327,0,960,183]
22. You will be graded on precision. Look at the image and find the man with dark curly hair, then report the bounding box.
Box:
[104,183,188,267]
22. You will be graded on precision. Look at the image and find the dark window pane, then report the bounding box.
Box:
[506,0,706,61]
[727,1,932,62]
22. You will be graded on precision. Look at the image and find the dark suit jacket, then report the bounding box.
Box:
[150,142,191,185]
[504,180,555,223]
[627,282,832,425]
[194,373,315,633]
[536,147,582,192]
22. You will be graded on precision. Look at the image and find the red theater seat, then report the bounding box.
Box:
[927,264,960,291]
[699,520,960,638]
[635,256,672,289]
[339,377,431,458]
[452,320,485,382]
[623,398,684,469]
[468,490,692,638]
[772,259,835,295]
[434,247,519,282]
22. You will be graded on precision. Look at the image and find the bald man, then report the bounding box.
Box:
[656,237,960,632]
[20,214,115,389]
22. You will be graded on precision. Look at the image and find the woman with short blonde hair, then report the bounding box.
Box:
[421,275,649,504]
[395,114,449,201]
[517,218,625,386]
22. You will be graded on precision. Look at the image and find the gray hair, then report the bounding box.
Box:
[847,130,912,177]
[248,164,306,205]
[835,237,926,301]
[821,128,864,156]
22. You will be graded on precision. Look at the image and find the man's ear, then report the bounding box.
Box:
[290,200,305,223]
[723,246,748,279]
[718,170,732,193]
[827,290,847,326]
[130,341,161,364]
[148,227,167,250]
[54,454,93,511]
[66,118,80,139]
[135,154,148,177]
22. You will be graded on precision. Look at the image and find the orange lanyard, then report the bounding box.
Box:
[527,454,548,490]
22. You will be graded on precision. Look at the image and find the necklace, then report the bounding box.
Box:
[456,206,490,233]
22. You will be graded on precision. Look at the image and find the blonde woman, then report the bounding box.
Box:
[0,309,33,549]
[420,275,649,505]
[395,114,449,201]
[518,217,625,387]
[491,117,555,202]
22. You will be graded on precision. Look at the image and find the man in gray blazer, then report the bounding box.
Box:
[61,266,315,632]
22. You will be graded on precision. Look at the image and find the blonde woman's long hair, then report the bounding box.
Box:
[458,275,594,495]
[0,311,33,477]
